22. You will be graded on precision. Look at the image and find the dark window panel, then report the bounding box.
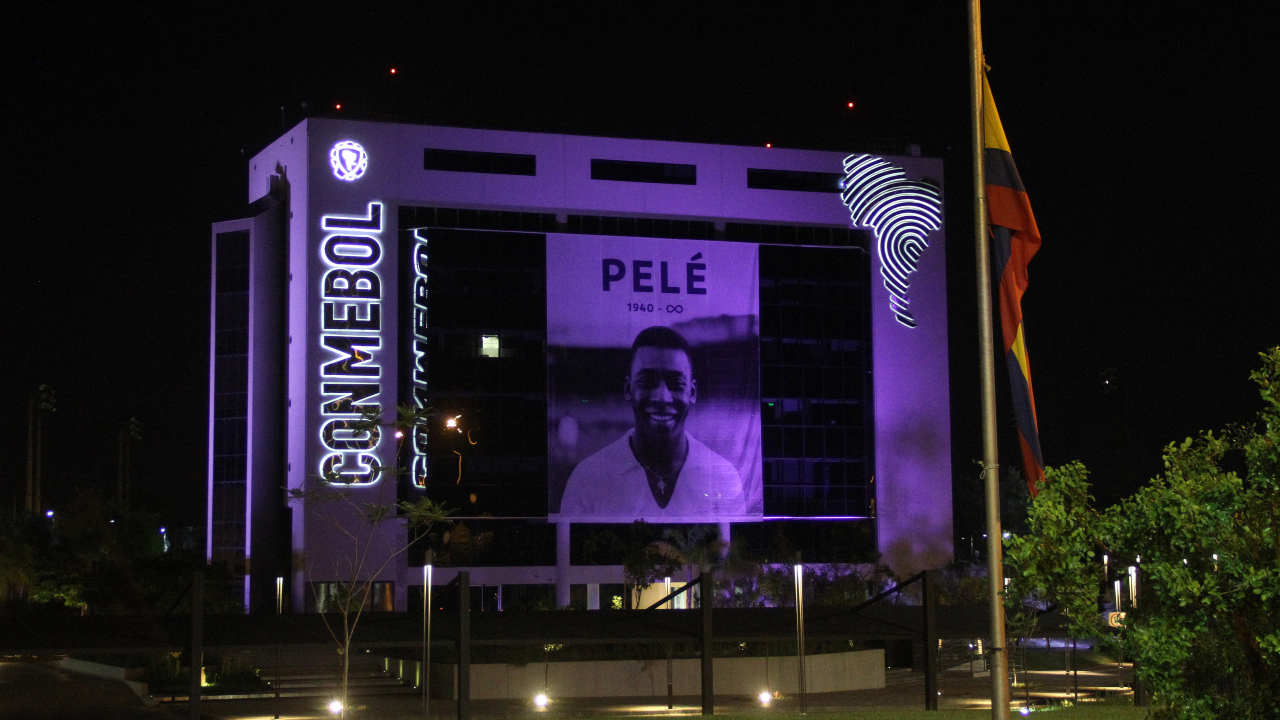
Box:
[747,168,844,193]
[424,148,537,176]
[591,159,696,185]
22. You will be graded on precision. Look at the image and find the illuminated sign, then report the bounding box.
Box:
[408,229,430,487]
[329,140,369,182]
[840,155,942,329]
[318,202,385,484]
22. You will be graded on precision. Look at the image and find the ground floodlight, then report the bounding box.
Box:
[534,693,549,708]
[759,690,772,705]
[329,699,343,714]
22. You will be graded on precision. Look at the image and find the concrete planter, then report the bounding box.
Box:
[418,648,884,700]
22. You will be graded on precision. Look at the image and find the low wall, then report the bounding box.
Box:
[418,648,883,700]
[57,657,155,706]
[58,657,147,682]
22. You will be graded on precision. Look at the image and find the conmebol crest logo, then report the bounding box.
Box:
[840,155,942,329]
[329,140,368,182]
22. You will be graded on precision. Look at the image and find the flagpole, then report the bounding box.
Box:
[968,1,1012,718]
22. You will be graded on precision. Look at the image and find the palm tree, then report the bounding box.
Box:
[648,525,727,603]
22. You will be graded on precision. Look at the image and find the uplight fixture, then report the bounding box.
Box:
[534,693,549,708]
[758,690,772,705]
[328,699,343,714]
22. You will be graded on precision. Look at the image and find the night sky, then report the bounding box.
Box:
[6,4,1278,545]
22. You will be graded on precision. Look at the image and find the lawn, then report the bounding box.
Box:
[669,706,1148,720]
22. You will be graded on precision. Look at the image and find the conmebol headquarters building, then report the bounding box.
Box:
[209,119,952,613]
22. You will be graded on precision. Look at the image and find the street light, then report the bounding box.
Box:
[423,553,433,717]
[27,385,56,514]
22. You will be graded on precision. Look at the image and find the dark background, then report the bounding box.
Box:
[6,4,1277,546]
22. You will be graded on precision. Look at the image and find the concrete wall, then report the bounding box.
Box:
[419,648,883,699]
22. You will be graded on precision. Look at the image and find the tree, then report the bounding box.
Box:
[1003,461,1104,638]
[290,404,453,717]
[0,528,36,607]
[651,525,726,582]
[619,521,681,607]
[1,489,241,617]
[1005,348,1280,718]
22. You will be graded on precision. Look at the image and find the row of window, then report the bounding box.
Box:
[762,399,863,427]
[211,231,251,559]
[761,366,867,401]
[763,458,868,487]
[761,339,862,367]
[413,227,551,518]
[397,206,866,249]
[423,147,850,194]
[764,485,871,517]
[757,246,873,513]
[763,426,867,460]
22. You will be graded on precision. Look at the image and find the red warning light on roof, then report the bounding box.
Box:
[390,68,397,74]
[335,104,342,110]
[765,143,772,148]
[847,102,855,109]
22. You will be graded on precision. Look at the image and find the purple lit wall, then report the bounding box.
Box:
[863,163,953,573]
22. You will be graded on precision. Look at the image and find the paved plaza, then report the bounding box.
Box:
[2,656,1135,720]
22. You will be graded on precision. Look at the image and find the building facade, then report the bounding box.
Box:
[209,119,953,613]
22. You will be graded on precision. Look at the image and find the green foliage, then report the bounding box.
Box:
[1,488,240,616]
[0,528,37,604]
[620,521,683,604]
[651,525,725,575]
[1004,461,1104,639]
[1005,348,1280,719]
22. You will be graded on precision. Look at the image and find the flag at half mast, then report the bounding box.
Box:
[984,76,1046,496]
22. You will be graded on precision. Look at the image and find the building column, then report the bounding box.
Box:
[587,583,600,610]
[556,522,571,608]
[719,522,733,605]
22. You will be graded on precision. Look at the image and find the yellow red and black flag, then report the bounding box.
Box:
[984,77,1046,496]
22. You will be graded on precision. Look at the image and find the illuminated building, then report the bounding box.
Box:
[209,120,952,612]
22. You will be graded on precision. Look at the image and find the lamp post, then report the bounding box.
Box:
[275,576,283,719]
[26,385,56,514]
[118,417,143,515]
[793,552,806,714]
[423,550,433,717]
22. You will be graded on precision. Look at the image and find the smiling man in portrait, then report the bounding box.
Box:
[559,325,745,520]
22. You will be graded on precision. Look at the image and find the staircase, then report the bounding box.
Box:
[221,648,418,699]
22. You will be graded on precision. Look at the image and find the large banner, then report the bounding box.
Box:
[547,234,762,523]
